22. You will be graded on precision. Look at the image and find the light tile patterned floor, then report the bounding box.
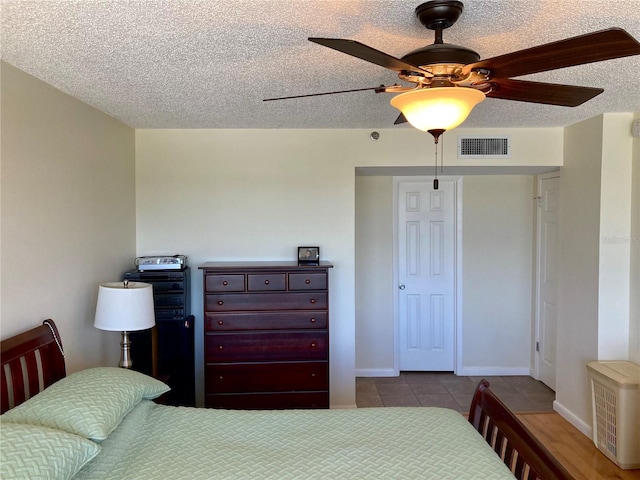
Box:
[356,373,555,412]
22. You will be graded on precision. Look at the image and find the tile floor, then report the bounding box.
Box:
[356,372,556,413]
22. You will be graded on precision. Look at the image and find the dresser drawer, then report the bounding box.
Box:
[247,273,286,291]
[288,272,327,290]
[205,311,327,331]
[205,362,328,394]
[205,292,327,311]
[205,391,328,409]
[205,331,328,362]
[205,274,245,292]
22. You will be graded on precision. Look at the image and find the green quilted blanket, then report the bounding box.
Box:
[75,401,515,479]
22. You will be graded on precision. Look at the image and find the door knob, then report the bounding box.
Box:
[399,284,406,290]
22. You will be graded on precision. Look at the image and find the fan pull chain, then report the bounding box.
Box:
[427,129,446,190]
[434,140,439,190]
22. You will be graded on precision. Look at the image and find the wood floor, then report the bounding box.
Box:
[355,374,639,478]
[517,413,640,480]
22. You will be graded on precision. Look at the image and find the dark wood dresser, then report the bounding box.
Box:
[200,261,333,409]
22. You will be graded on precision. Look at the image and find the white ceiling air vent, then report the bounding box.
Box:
[457,135,511,159]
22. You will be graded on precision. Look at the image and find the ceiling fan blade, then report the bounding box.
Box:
[464,28,640,79]
[263,86,384,102]
[309,38,427,74]
[487,79,603,106]
[394,113,407,125]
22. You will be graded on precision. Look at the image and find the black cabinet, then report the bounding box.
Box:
[124,267,195,406]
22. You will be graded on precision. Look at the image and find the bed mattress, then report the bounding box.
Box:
[74,401,515,479]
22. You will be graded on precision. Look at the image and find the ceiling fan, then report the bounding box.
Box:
[264,0,640,132]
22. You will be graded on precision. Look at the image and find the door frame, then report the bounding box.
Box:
[533,171,560,384]
[392,176,464,375]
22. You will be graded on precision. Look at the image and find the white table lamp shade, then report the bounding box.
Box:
[94,282,155,331]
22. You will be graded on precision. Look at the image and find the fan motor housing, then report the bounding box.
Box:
[402,43,480,67]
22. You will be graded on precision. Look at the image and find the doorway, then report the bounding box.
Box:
[534,172,560,390]
[393,177,462,374]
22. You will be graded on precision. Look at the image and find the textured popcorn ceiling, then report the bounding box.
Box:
[1,0,639,129]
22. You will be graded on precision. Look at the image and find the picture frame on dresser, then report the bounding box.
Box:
[298,246,319,265]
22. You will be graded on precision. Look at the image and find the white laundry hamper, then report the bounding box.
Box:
[586,360,640,469]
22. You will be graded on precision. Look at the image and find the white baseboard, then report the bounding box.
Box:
[357,367,532,377]
[553,399,592,438]
[457,366,531,377]
[355,368,397,377]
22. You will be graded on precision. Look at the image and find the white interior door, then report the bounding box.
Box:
[397,179,455,371]
[536,173,560,390]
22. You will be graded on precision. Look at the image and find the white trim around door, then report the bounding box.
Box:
[392,176,463,376]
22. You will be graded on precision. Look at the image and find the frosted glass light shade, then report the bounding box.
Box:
[390,87,485,132]
[94,282,155,331]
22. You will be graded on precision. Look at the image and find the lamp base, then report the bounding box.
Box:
[119,331,133,369]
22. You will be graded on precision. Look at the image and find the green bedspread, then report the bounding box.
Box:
[75,401,515,479]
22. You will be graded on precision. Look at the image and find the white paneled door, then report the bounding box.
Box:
[398,180,455,371]
[536,173,560,390]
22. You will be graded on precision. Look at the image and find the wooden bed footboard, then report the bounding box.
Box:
[468,380,574,480]
[1,319,66,414]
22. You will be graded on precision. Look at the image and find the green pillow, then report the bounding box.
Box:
[1,367,169,441]
[0,422,100,479]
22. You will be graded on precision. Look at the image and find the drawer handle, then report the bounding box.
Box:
[218,320,224,326]
[222,280,228,286]
[305,279,311,284]
[264,279,270,285]
[310,318,316,323]
[310,342,317,348]
[311,373,316,377]
[310,298,316,304]
[218,345,223,350]
[217,300,224,305]
[219,376,224,380]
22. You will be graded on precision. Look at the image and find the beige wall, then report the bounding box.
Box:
[355,175,535,376]
[0,62,136,372]
[135,129,360,407]
[462,175,535,372]
[598,113,633,358]
[630,112,640,364]
[556,115,603,432]
[556,113,636,434]
[135,128,564,407]
[355,176,394,374]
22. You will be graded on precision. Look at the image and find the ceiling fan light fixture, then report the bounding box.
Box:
[390,87,485,131]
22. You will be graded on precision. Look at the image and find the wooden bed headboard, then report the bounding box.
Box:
[469,380,574,480]
[1,319,66,414]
